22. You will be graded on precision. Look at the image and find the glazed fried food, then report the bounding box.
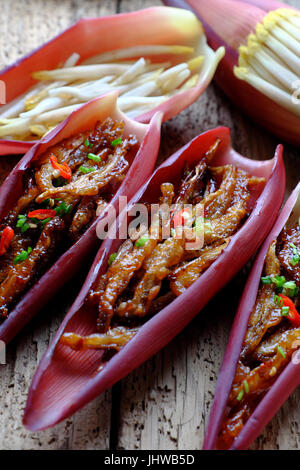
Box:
[60,326,139,351]
[0,118,138,319]
[61,140,264,352]
[218,224,300,449]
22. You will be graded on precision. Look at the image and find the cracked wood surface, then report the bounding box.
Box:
[0,0,299,451]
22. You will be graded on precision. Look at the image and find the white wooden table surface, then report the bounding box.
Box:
[0,0,299,450]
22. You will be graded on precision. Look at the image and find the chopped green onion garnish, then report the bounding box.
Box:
[84,138,91,148]
[79,166,96,174]
[277,346,286,359]
[55,201,72,217]
[289,242,298,253]
[16,214,27,228]
[263,276,298,297]
[13,247,32,265]
[136,235,149,247]
[88,152,101,162]
[237,390,244,401]
[261,276,272,285]
[282,281,298,298]
[111,138,122,147]
[282,306,290,317]
[243,380,249,394]
[274,294,283,307]
[40,217,51,226]
[108,252,117,266]
[272,276,286,289]
[20,223,30,233]
[289,242,300,266]
[290,255,300,266]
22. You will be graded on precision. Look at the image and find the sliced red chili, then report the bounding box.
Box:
[172,208,191,228]
[28,209,57,220]
[50,155,72,180]
[278,294,300,327]
[0,226,14,256]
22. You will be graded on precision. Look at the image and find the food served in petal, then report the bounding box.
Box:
[60,140,265,353]
[218,221,300,449]
[0,118,138,320]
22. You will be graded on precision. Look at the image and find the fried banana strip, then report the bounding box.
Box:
[36,147,129,202]
[35,133,86,192]
[169,239,229,296]
[174,139,220,210]
[218,401,253,450]
[2,184,39,227]
[60,326,139,351]
[230,336,300,407]
[241,241,282,359]
[98,228,160,331]
[0,217,65,317]
[252,327,300,362]
[69,196,106,240]
[116,236,186,317]
[278,226,300,287]
[219,333,299,449]
[204,165,237,218]
[204,202,247,245]
[35,118,128,193]
[97,184,175,331]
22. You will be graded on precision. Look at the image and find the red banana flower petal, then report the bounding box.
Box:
[23,127,285,431]
[163,0,300,145]
[231,0,295,12]
[0,90,162,344]
[203,183,300,450]
[0,6,224,155]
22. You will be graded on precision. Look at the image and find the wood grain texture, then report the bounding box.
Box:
[0,0,299,450]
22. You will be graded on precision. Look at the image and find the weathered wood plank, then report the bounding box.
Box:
[0,0,299,451]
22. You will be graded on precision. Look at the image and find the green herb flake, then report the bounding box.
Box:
[108,252,117,266]
[13,247,32,265]
[55,201,72,217]
[272,275,286,289]
[277,346,286,359]
[237,390,244,401]
[136,235,149,248]
[282,306,290,317]
[16,214,27,228]
[79,165,96,174]
[111,138,122,147]
[290,255,300,266]
[274,294,283,307]
[40,217,51,226]
[261,276,272,285]
[88,153,101,163]
[20,223,30,233]
[289,242,300,266]
[282,281,298,298]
